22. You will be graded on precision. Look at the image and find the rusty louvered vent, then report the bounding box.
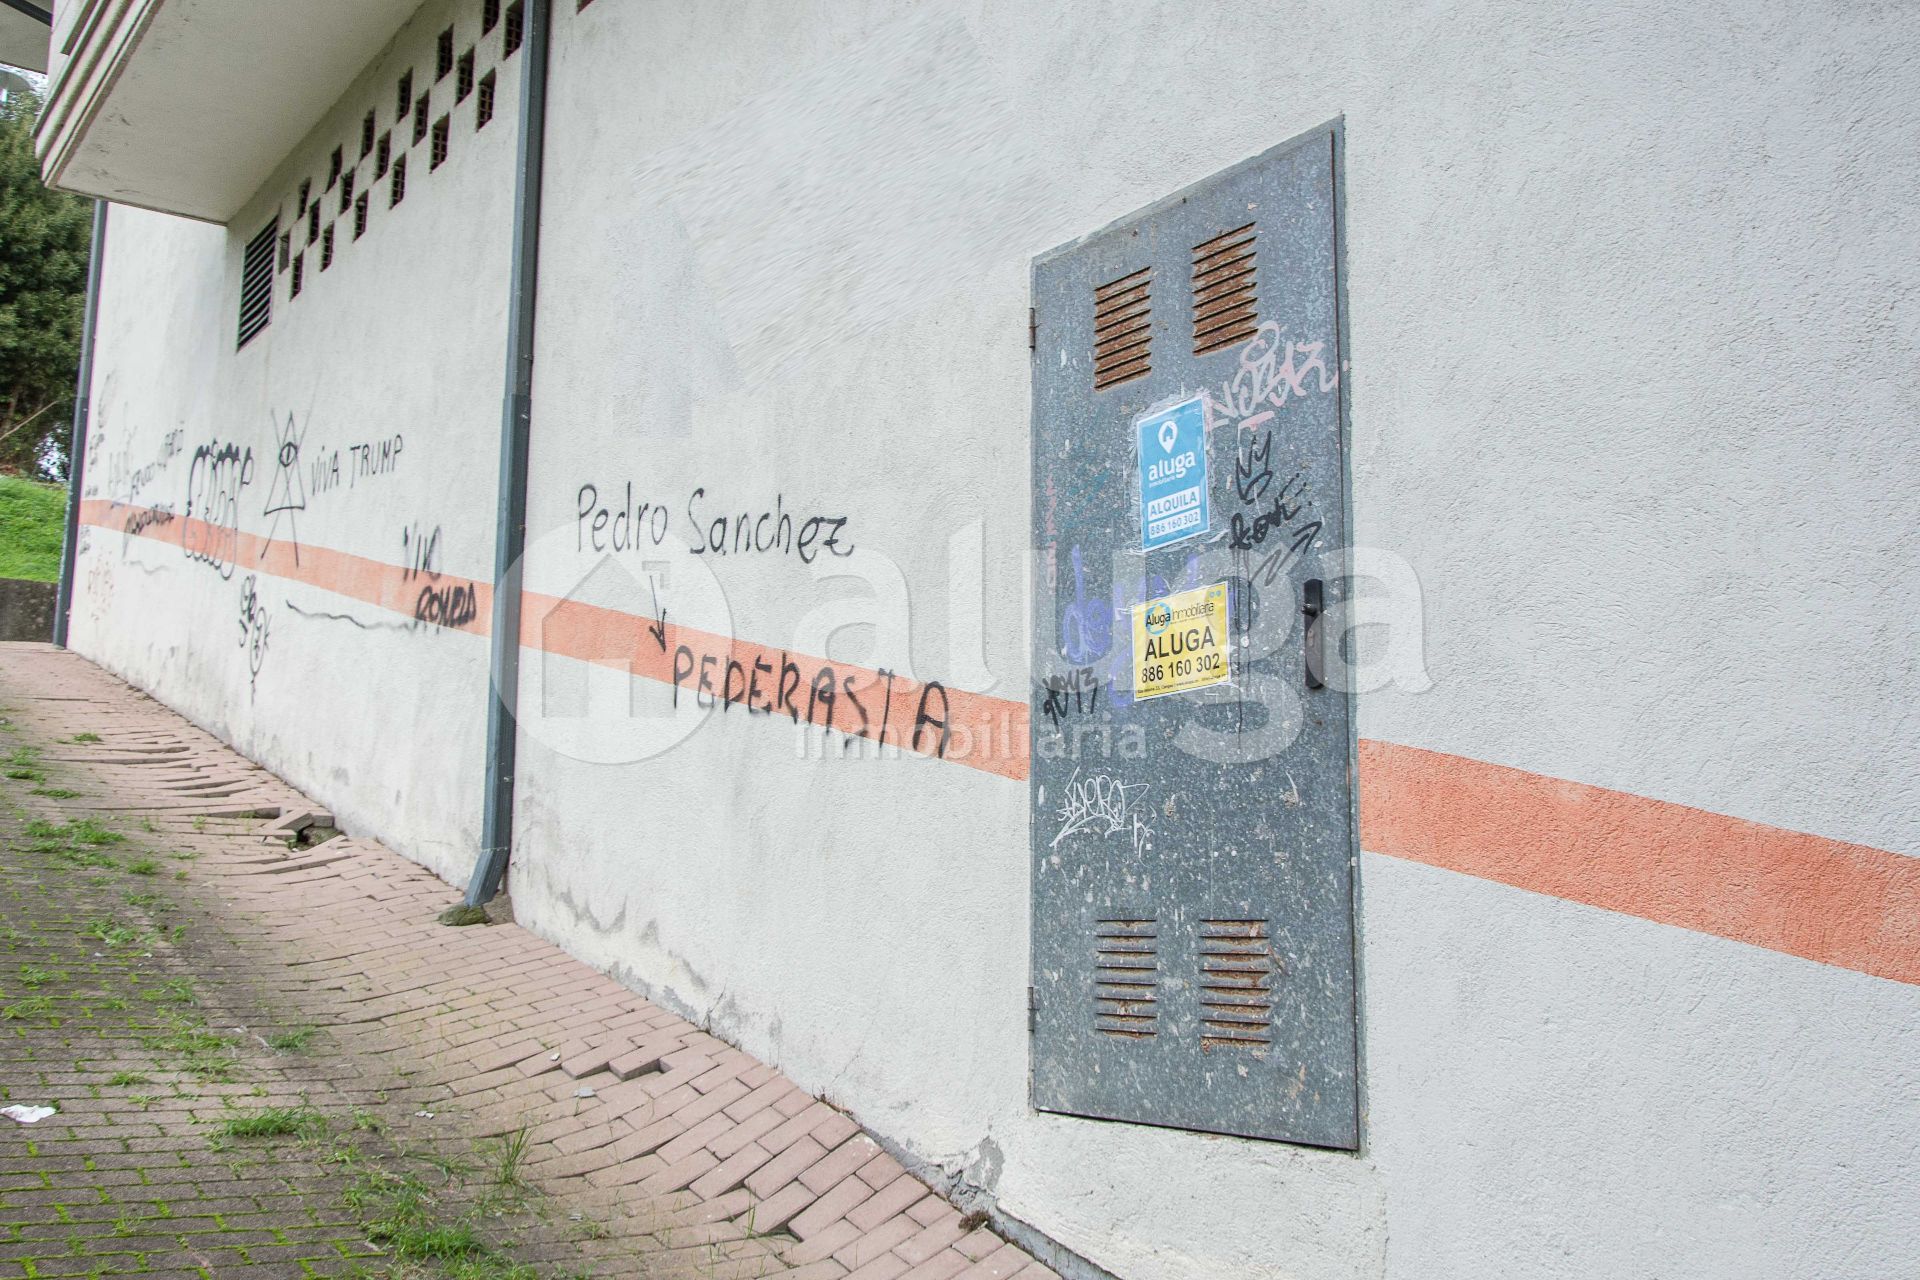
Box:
[1092,267,1151,390]
[1094,918,1159,1038]
[1198,918,1276,1049]
[1192,223,1258,355]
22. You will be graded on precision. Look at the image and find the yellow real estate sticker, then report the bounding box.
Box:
[1132,581,1231,700]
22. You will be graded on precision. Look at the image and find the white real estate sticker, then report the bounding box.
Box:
[1132,582,1231,700]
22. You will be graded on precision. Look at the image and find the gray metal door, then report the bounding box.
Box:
[1029,125,1357,1148]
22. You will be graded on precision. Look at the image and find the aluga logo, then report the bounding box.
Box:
[1147,450,1197,484]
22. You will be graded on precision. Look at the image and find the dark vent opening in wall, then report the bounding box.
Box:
[1198,919,1276,1050]
[430,116,451,170]
[477,71,496,129]
[359,110,376,158]
[1092,266,1152,390]
[326,146,342,191]
[375,132,391,179]
[296,179,310,217]
[504,1,524,57]
[436,27,454,80]
[307,202,320,246]
[457,48,475,102]
[413,91,431,144]
[1192,223,1258,355]
[320,224,335,272]
[1094,918,1159,1039]
[339,167,355,213]
[390,154,408,207]
[483,0,500,35]
[353,192,369,240]
[277,232,290,273]
[290,252,304,299]
[396,70,413,119]
[237,218,276,348]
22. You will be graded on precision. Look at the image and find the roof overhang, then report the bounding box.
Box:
[36,0,411,224]
[1,0,52,74]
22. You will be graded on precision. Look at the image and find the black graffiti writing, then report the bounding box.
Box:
[1234,427,1274,503]
[646,575,668,652]
[261,412,308,564]
[122,504,175,538]
[348,435,404,484]
[1037,666,1100,730]
[578,482,671,553]
[1229,470,1308,552]
[182,440,255,579]
[237,573,271,692]
[402,523,441,580]
[685,488,854,564]
[414,582,478,629]
[669,645,947,757]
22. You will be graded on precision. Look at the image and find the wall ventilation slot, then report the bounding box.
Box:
[1092,267,1151,391]
[1093,918,1159,1039]
[237,218,276,348]
[505,2,525,57]
[477,72,497,129]
[1191,223,1258,355]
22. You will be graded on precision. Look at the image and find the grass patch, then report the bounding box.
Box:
[83,918,137,947]
[30,787,80,799]
[2,995,53,1020]
[147,1021,238,1080]
[124,858,159,876]
[105,1071,150,1087]
[141,978,193,1005]
[0,476,64,582]
[483,1126,530,1187]
[24,817,123,849]
[215,1106,325,1139]
[4,746,43,781]
[267,1025,317,1052]
[17,965,62,987]
[340,1160,545,1279]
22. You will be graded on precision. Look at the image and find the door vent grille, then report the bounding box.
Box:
[1191,223,1258,355]
[1093,918,1158,1038]
[1092,267,1152,390]
[1198,918,1275,1048]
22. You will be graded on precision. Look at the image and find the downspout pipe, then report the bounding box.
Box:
[467,0,551,906]
[54,202,105,647]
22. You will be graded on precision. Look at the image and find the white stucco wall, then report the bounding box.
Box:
[509,4,1920,1279]
[70,0,518,883]
[67,2,1920,1278]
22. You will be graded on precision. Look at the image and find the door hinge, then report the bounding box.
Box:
[1027,985,1038,1031]
[1028,307,1036,352]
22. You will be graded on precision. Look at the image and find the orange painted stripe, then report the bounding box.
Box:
[81,501,1920,983]
[519,590,1030,779]
[80,500,1028,778]
[79,500,493,636]
[1359,740,1920,985]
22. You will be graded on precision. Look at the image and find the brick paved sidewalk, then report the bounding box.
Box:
[0,644,1055,1280]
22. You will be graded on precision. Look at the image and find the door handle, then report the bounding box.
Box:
[1302,578,1325,690]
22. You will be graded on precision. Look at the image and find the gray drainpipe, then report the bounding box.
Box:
[466,0,551,906]
[54,200,106,648]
